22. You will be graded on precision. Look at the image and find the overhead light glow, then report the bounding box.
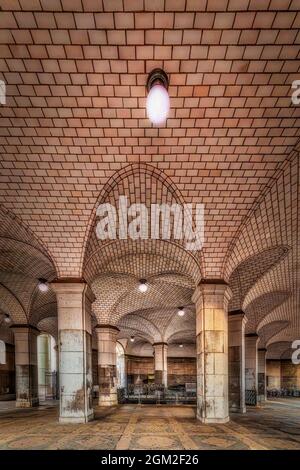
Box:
[38,278,49,293]
[138,279,148,293]
[177,307,185,317]
[146,68,170,126]
[146,83,170,126]
[130,336,135,342]
[179,344,183,348]
[4,314,11,324]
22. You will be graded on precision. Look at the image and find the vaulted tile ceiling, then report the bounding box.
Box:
[0,0,299,359]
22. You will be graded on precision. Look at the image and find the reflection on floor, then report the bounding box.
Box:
[0,401,299,450]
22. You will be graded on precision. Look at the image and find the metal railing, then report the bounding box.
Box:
[122,384,197,405]
[267,388,300,398]
[245,389,257,406]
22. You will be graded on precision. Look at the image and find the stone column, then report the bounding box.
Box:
[95,325,119,406]
[153,342,168,387]
[228,311,247,413]
[245,334,258,394]
[258,348,267,403]
[37,334,50,401]
[12,325,39,408]
[51,281,94,423]
[266,360,281,390]
[192,280,232,424]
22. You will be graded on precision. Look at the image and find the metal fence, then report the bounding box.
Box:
[267,388,300,398]
[120,384,197,405]
[245,389,257,406]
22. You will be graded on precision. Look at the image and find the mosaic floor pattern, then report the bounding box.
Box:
[0,400,299,450]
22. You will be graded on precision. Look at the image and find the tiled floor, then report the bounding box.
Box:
[0,400,299,450]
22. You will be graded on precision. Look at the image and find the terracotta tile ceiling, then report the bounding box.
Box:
[0,0,299,359]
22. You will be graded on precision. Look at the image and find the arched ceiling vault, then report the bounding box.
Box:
[0,3,299,358]
[0,208,57,327]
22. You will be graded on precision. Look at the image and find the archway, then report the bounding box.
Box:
[37,334,57,401]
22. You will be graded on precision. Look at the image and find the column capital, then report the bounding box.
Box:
[192,279,232,305]
[245,333,259,338]
[51,278,95,302]
[258,348,267,352]
[228,310,248,325]
[152,342,168,347]
[11,324,40,334]
[94,324,119,333]
[228,309,245,316]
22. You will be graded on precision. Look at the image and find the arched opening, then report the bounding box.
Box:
[37,334,57,402]
[0,340,5,365]
[116,342,126,389]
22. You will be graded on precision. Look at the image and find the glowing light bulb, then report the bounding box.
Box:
[38,279,49,293]
[130,336,135,342]
[138,279,148,293]
[146,83,170,126]
[177,307,185,317]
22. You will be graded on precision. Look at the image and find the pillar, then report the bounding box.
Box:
[228,311,247,413]
[153,342,168,387]
[51,281,94,423]
[96,325,119,406]
[245,334,258,394]
[192,280,232,424]
[266,360,281,390]
[258,348,267,403]
[37,334,50,401]
[12,325,39,408]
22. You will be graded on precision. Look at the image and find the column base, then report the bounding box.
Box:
[16,398,39,408]
[197,413,230,424]
[59,411,94,424]
[98,394,118,407]
[230,405,246,414]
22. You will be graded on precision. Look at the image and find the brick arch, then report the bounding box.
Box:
[258,320,290,349]
[245,290,290,335]
[266,341,292,360]
[0,206,58,275]
[86,240,201,285]
[280,348,294,360]
[223,153,298,281]
[37,317,58,341]
[125,338,154,357]
[117,312,162,344]
[0,283,27,324]
[167,329,196,345]
[92,270,194,326]
[0,207,58,326]
[0,324,14,345]
[82,163,203,282]
[228,245,289,312]
[30,301,57,328]
[164,305,195,343]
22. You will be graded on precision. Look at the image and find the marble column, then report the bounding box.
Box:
[51,281,94,423]
[228,311,247,413]
[95,325,119,406]
[192,280,232,424]
[153,342,168,387]
[258,348,267,403]
[12,325,39,408]
[245,334,259,394]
